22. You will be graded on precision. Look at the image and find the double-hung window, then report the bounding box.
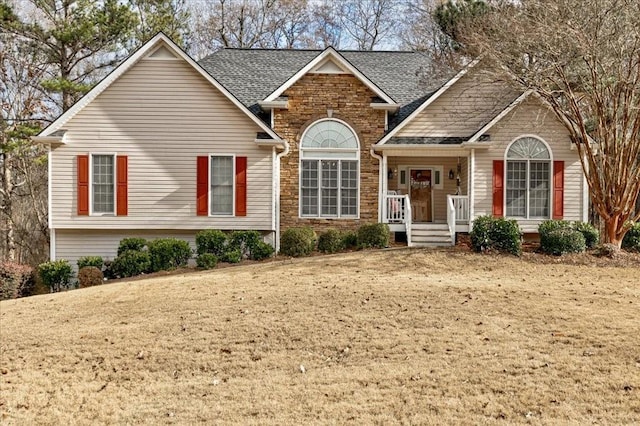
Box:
[300,119,359,218]
[210,155,234,215]
[505,137,551,218]
[92,154,115,214]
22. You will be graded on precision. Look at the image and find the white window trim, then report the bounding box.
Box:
[503,135,553,220]
[209,153,236,217]
[89,153,117,216]
[298,118,361,219]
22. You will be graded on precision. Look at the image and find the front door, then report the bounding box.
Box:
[408,169,433,222]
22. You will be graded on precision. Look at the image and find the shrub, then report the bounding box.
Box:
[542,228,586,255]
[470,215,494,252]
[0,262,35,300]
[38,260,73,292]
[280,227,317,257]
[77,256,104,271]
[117,238,147,256]
[250,241,274,261]
[220,248,242,263]
[594,243,620,258]
[78,266,104,288]
[357,223,390,249]
[110,250,151,278]
[229,230,262,259]
[622,222,640,252]
[538,220,572,251]
[574,221,599,248]
[147,238,192,272]
[470,215,522,256]
[195,229,228,256]
[318,229,345,253]
[196,253,218,269]
[342,231,358,249]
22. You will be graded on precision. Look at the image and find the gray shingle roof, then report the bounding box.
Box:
[198,48,453,130]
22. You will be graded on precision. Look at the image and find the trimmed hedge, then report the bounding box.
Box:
[38,260,73,292]
[357,223,390,249]
[229,231,274,260]
[196,253,218,269]
[280,227,317,257]
[77,256,104,271]
[318,229,345,253]
[117,238,147,256]
[196,230,228,257]
[110,250,151,278]
[0,262,34,300]
[147,238,192,272]
[342,231,358,250]
[78,266,104,288]
[539,220,592,255]
[622,222,640,252]
[220,248,242,263]
[470,215,522,256]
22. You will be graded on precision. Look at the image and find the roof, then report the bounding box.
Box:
[198,48,452,125]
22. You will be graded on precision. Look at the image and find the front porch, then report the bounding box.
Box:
[378,153,474,246]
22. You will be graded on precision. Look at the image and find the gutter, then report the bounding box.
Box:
[369,147,384,222]
[273,140,291,253]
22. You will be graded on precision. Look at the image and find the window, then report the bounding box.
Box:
[300,119,359,217]
[506,137,551,218]
[92,154,115,214]
[210,155,234,215]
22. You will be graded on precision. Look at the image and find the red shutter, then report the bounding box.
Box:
[197,156,209,216]
[116,155,128,216]
[553,160,564,219]
[492,160,504,217]
[235,156,247,216]
[77,155,89,215]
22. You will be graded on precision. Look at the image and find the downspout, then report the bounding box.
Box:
[274,140,290,253]
[370,147,383,222]
[48,145,55,260]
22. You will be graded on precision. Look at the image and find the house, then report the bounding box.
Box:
[34,33,588,266]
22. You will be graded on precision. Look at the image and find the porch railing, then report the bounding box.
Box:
[450,195,470,223]
[446,195,456,245]
[383,194,412,246]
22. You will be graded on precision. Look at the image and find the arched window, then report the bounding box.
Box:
[300,119,359,217]
[506,136,551,218]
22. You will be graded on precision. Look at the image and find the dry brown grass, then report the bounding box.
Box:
[1,248,639,425]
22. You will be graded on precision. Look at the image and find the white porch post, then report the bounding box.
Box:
[469,149,475,227]
[381,153,388,222]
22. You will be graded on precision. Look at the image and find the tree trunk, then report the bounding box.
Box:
[603,214,624,248]
[1,152,16,262]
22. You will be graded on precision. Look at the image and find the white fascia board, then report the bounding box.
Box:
[263,47,396,104]
[258,100,289,110]
[32,135,66,145]
[255,139,286,149]
[376,57,482,146]
[38,33,282,142]
[464,90,532,144]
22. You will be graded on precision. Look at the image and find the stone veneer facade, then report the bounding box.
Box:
[273,73,386,233]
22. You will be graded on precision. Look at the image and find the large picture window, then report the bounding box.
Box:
[300,119,359,218]
[505,137,551,218]
[92,154,115,214]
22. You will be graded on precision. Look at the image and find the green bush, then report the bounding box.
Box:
[538,220,572,251]
[574,221,599,248]
[0,262,35,300]
[77,256,104,271]
[342,231,358,249]
[250,241,274,260]
[38,260,73,292]
[78,266,104,288]
[229,230,262,259]
[470,215,493,252]
[117,238,147,256]
[357,223,390,249]
[195,229,228,256]
[318,229,345,253]
[147,238,192,272]
[622,222,640,252]
[470,215,522,256]
[196,253,218,269]
[543,228,586,255]
[220,248,242,263]
[110,250,151,278]
[280,227,317,257]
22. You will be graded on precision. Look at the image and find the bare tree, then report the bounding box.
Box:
[338,0,402,50]
[460,0,640,246]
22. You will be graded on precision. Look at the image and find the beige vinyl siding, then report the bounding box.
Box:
[473,99,584,232]
[388,156,466,222]
[397,70,518,138]
[51,56,273,230]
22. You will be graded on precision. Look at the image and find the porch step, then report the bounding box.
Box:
[409,223,453,247]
